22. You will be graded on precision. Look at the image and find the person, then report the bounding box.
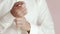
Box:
[0,0,55,34]
[10,1,30,34]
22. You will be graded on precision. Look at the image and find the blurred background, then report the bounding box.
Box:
[46,0,60,34]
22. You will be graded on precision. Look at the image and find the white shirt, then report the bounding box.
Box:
[0,0,55,34]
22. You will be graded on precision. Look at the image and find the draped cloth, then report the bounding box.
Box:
[0,0,55,34]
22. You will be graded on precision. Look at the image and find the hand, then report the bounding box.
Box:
[14,17,30,31]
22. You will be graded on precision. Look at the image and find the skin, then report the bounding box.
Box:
[10,1,30,31]
[10,1,27,17]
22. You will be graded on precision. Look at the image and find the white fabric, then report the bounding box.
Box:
[0,0,55,34]
[17,0,23,1]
